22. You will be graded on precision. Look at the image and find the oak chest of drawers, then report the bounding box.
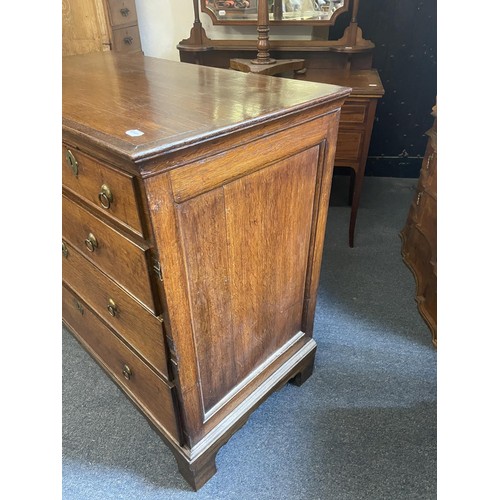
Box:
[400,106,437,346]
[104,0,142,53]
[62,52,350,489]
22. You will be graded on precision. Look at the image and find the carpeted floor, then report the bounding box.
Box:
[62,176,437,499]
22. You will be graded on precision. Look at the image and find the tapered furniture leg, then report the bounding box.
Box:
[348,169,355,206]
[349,168,365,247]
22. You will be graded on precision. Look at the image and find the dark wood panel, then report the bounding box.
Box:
[176,147,319,414]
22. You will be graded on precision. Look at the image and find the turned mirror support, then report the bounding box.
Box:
[252,0,275,65]
[230,0,305,76]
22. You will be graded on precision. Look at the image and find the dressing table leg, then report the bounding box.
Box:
[349,169,364,248]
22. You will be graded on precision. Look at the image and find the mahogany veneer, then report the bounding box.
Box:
[62,52,350,489]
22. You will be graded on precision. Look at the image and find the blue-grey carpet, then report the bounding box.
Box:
[62,176,437,499]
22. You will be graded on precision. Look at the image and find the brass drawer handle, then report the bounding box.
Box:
[98,184,113,209]
[107,298,117,317]
[122,364,132,380]
[65,149,78,177]
[62,241,68,258]
[416,192,422,206]
[74,299,84,315]
[426,152,434,170]
[120,7,130,16]
[84,233,98,252]
[123,36,133,45]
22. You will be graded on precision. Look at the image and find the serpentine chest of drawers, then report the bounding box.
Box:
[62,52,350,489]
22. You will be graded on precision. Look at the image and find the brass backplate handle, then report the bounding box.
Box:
[84,233,98,252]
[120,7,130,16]
[65,149,78,177]
[62,241,68,258]
[122,364,132,380]
[98,184,113,209]
[74,299,84,315]
[123,36,133,45]
[107,298,117,317]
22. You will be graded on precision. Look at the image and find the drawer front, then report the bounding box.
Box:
[414,192,436,255]
[403,224,432,277]
[339,100,369,126]
[62,146,144,236]
[62,195,158,313]
[112,25,141,53]
[108,0,138,27]
[420,144,437,197]
[62,285,180,442]
[62,240,168,377]
[335,130,364,161]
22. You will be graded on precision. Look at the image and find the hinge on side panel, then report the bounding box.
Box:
[152,257,163,281]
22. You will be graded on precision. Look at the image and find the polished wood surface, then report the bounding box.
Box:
[63,52,350,161]
[400,107,437,346]
[63,52,350,489]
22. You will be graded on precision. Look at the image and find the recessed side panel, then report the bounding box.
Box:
[176,146,319,415]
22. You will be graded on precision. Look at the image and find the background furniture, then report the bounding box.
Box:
[62,52,349,490]
[62,0,142,56]
[400,105,437,346]
[178,0,384,246]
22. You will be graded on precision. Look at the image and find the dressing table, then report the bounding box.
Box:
[178,0,384,246]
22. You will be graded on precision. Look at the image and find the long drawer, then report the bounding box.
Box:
[62,284,180,442]
[62,145,144,237]
[335,130,364,162]
[339,99,370,126]
[62,194,158,314]
[62,240,168,378]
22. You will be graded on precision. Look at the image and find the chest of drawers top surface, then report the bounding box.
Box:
[62,52,350,163]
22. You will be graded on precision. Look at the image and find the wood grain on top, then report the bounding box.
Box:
[62,52,350,160]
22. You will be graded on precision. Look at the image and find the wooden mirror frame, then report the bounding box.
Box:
[201,0,350,26]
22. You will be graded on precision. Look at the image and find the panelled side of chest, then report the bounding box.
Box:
[142,107,343,452]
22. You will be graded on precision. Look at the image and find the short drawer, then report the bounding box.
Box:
[62,240,168,377]
[335,130,364,161]
[112,25,141,53]
[62,285,180,442]
[339,100,369,125]
[107,0,138,27]
[62,145,144,237]
[62,194,158,314]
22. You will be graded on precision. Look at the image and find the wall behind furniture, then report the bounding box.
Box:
[135,0,192,61]
[330,0,437,177]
